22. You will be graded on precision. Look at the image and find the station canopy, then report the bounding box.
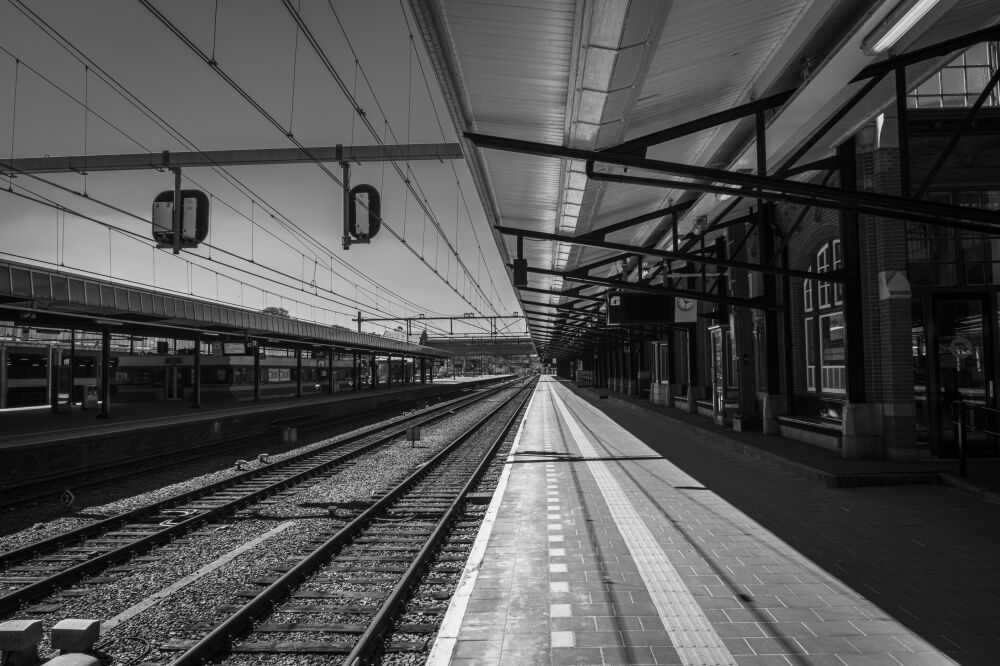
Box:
[0,258,451,357]
[409,0,1000,358]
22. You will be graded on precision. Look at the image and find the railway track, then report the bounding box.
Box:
[0,379,522,617]
[160,378,534,665]
[0,382,492,509]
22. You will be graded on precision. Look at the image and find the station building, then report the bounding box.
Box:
[410,0,1000,463]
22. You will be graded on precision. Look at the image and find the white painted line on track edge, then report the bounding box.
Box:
[425,385,538,666]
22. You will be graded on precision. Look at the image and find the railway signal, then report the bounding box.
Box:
[152,188,210,251]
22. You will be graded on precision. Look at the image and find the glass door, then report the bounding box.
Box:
[165,366,182,401]
[929,294,997,456]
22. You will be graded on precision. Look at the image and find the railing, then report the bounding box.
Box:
[951,400,1000,476]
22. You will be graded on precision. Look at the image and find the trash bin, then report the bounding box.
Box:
[83,386,99,410]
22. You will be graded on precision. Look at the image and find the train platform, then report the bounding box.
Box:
[430,376,1000,665]
[0,376,502,492]
[0,375,488,449]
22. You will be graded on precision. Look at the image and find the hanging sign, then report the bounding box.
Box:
[348,184,381,242]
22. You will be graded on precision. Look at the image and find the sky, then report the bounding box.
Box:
[0,0,525,340]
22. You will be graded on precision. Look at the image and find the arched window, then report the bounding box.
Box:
[803,240,845,394]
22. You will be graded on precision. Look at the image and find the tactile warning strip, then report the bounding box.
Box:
[548,385,737,666]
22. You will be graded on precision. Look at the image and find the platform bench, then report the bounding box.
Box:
[775,415,842,451]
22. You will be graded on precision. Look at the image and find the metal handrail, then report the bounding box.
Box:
[949,400,1000,476]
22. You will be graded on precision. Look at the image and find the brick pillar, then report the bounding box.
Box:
[844,125,917,460]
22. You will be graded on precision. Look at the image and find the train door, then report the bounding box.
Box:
[165,366,183,401]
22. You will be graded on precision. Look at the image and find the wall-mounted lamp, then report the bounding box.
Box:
[862,0,942,55]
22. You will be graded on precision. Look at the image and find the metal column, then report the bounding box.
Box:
[98,326,111,419]
[295,348,302,397]
[68,330,75,407]
[253,342,261,402]
[192,339,202,409]
[328,349,335,394]
[838,138,866,403]
[49,345,59,413]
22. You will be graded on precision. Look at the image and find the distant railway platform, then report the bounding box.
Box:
[0,375,506,493]
[430,376,1000,665]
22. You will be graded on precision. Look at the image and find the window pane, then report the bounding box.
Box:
[820,313,845,363]
[957,191,981,208]
[965,42,989,66]
[805,317,815,391]
[916,73,942,95]
[942,67,966,94]
[967,67,991,94]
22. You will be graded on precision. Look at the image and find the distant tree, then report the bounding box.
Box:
[263,307,289,318]
[419,329,428,345]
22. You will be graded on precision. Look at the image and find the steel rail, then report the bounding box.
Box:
[0,383,516,615]
[0,385,498,567]
[343,380,535,664]
[0,388,465,508]
[167,379,535,665]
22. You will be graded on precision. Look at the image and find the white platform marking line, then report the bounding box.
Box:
[102,520,296,634]
[549,384,736,666]
[425,385,539,666]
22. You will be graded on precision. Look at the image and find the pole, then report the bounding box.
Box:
[98,326,110,419]
[192,338,202,408]
[172,167,182,254]
[295,348,302,397]
[68,329,75,407]
[342,160,352,250]
[353,352,359,391]
[957,402,967,477]
[253,341,261,402]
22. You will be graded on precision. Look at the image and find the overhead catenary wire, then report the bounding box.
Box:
[0,5,453,325]
[137,0,489,318]
[1,174,458,338]
[283,0,496,315]
[2,3,448,322]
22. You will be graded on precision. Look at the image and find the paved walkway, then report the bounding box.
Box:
[430,377,1000,665]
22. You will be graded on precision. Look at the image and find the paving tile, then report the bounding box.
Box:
[836,654,909,666]
[745,636,806,655]
[453,639,503,659]
[551,646,604,665]
[550,616,598,632]
[846,635,912,653]
[649,645,684,664]
[714,622,767,638]
[599,644,657,664]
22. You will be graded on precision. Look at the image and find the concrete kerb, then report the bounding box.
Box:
[940,473,1000,507]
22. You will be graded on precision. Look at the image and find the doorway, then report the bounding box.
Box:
[927,294,997,456]
[165,366,183,401]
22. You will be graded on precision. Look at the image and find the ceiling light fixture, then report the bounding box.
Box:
[861,0,942,55]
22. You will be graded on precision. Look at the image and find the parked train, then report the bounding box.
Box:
[112,354,350,402]
[2,343,101,408]
[2,341,420,408]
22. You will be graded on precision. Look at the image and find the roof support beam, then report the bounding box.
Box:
[525,265,777,312]
[466,131,1000,231]
[516,286,606,303]
[577,201,694,241]
[1,143,463,174]
[609,89,796,156]
[500,225,838,283]
[853,25,1000,83]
